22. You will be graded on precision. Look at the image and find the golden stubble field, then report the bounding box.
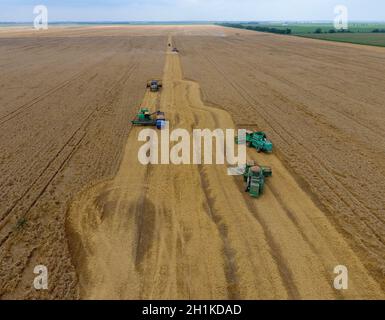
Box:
[0,25,385,300]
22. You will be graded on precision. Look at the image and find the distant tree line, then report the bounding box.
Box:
[314,28,354,34]
[315,28,385,34]
[219,23,292,35]
[219,23,385,36]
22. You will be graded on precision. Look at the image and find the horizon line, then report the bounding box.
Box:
[2,19,385,24]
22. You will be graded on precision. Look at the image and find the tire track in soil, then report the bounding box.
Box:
[0,62,139,249]
[0,50,124,125]
[66,36,384,300]
[194,46,385,243]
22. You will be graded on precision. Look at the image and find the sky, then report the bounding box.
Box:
[0,0,384,22]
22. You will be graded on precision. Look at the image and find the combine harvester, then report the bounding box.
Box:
[236,130,273,153]
[146,80,162,92]
[243,161,272,198]
[131,108,166,130]
[233,130,274,197]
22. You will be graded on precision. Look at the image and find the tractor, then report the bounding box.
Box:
[236,130,273,153]
[243,161,272,198]
[147,80,162,92]
[131,108,166,130]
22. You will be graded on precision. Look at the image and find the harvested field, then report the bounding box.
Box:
[175,28,385,289]
[1,25,385,300]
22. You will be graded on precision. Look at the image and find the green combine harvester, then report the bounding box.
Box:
[243,161,272,198]
[131,108,166,130]
[236,130,273,153]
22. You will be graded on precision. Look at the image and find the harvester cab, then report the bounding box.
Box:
[243,160,272,198]
[236,130,273,153]
[131,108,166,130]
[147,80,163,92]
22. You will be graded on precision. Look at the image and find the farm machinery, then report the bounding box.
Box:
[131,108,166,130]
[243,161,272,198]
[172,47,179,53]
[147,79,163,92]
[236,130,273,153]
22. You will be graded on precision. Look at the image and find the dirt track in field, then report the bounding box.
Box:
[67,37,384,299]
[1,26,385,299]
